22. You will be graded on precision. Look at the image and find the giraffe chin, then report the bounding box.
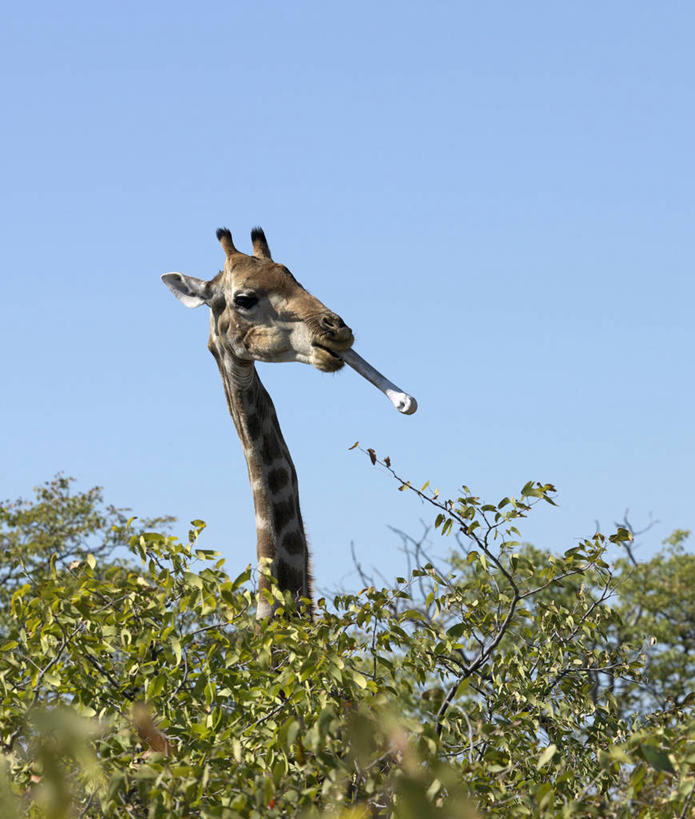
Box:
[311,344,346,373]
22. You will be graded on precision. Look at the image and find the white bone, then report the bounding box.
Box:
[341,349,418,415]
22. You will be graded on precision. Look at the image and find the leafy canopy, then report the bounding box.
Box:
[0,471,692,818]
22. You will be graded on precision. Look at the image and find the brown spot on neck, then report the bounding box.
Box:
[267,467,289,494]
[261,430,282,465]
[246,413,262,441]
[272,497,296,533]
[281,530,304,555]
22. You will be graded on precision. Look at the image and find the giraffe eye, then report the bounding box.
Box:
[233,293,259,310]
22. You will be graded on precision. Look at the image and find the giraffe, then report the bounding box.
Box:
[162,227,354,619]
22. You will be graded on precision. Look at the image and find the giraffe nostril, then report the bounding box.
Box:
[319,313,352,342]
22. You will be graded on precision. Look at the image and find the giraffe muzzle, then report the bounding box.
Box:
[317,313,353,347]
[319,313,347,334]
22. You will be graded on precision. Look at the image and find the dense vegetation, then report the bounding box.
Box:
[0,461,693,817]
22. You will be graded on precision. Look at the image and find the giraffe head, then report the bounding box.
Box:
[162,227,354,372]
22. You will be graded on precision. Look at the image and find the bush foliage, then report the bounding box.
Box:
[0,466,693,817]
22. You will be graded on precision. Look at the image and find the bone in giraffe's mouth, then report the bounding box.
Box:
[339,348,418,415]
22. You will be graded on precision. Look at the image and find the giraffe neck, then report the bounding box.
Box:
[211,344,312,619]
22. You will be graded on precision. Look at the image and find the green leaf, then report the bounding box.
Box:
[401,609,427,622]
[609,527,633,544]
[537,744,557,769]
[182,572,203,589]
[351,671,368,689]
[147,674,167,699]
[170,636,181,667]
[232,738,242,762]
[195,548,220,559]
[640,743,676,774]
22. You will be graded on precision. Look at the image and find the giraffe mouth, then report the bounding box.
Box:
[311,343,345,372]
[312,343,341,360]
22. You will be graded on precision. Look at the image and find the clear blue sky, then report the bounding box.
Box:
[2,1,693,589]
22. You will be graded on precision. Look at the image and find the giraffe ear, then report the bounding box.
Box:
[161,273,212,309]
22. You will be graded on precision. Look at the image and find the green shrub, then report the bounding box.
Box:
[0,473,692,817]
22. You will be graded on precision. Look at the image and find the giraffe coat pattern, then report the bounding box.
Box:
[162,227,354,619]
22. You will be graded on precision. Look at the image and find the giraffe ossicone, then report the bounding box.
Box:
[162,226,415,619]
